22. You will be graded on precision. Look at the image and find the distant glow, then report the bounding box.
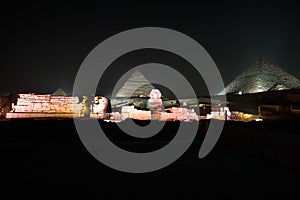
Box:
[242,113,253,120]
[238,91,242,95]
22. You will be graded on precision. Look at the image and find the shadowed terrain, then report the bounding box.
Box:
[1,119,299,199]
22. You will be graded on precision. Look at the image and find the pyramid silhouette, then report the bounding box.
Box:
[115,70,155,98]
[220,57,300,94]
[52,88,67,96]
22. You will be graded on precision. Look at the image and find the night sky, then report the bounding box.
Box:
[1,1,300,96]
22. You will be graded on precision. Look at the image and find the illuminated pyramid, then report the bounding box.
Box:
[52,88,67,96]
[220,57,300,94]
[115,70,155,98]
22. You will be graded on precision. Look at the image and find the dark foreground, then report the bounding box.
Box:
[1,119,299,199]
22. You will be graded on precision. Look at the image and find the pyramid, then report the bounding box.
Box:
[52,88,67,96]
[220,57,300,94]
[115,70,155,98]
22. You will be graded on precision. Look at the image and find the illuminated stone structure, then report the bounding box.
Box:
[207,106,231,120]
[167,107,199,121]
[120,105,151,121]
[115,70,155,98]
[6,93,83,118]
[148,89,163,109]
[90,96,109,119]
[147,89,164,120]
[220,57,300,94]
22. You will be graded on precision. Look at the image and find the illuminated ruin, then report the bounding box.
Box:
[6,93,83,118]
[3,64,273,122]
[4,87,233,121]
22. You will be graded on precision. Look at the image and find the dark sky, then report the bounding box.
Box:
[1,1,300,96]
